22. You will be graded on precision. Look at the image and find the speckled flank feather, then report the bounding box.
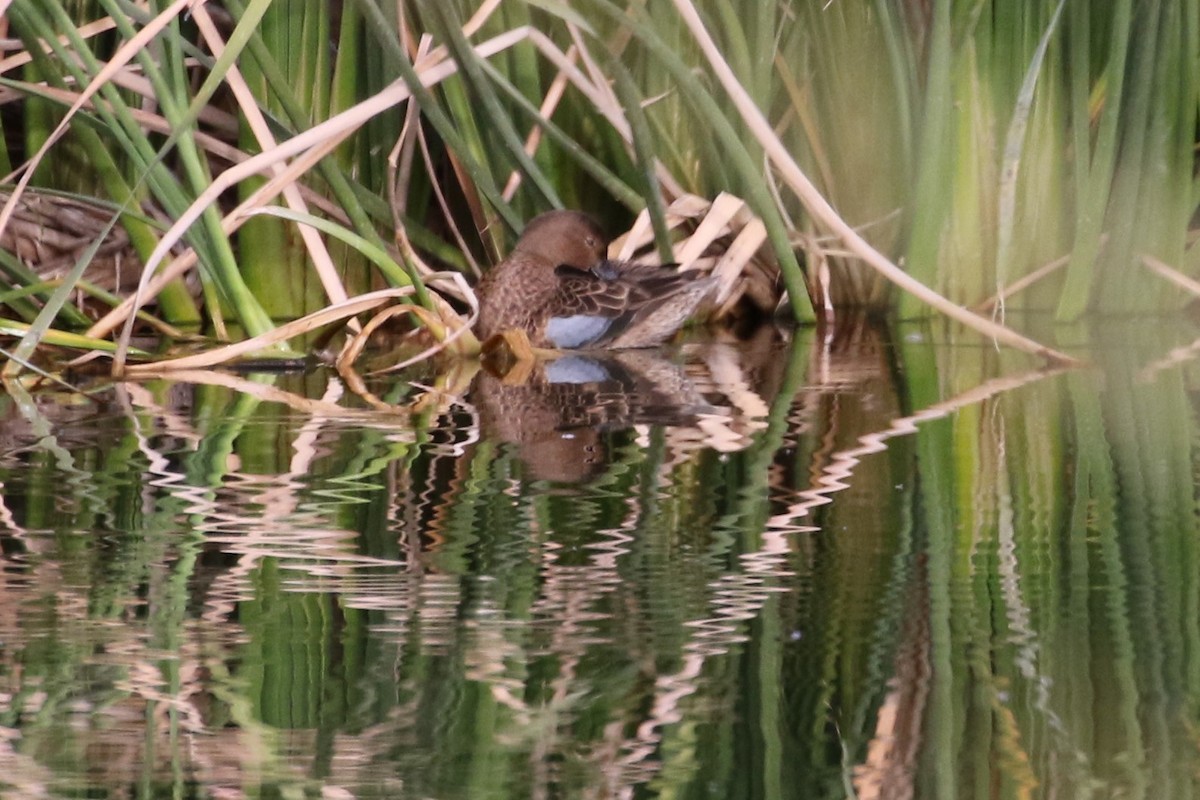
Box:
[477,211,714,349]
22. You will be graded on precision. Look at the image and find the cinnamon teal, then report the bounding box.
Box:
[476,210,715,349]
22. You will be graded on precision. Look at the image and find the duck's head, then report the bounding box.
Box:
[511,210,607,269]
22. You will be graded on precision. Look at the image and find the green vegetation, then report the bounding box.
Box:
[0,1,1196,371]
[4,4,1199,795]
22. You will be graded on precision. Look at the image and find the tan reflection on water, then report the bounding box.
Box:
[0,325,899,795]
[0,333,796,795]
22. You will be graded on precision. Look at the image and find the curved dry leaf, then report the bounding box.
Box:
[124,288,415,374]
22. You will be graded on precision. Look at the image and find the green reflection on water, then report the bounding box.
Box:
[0,319,1196,798]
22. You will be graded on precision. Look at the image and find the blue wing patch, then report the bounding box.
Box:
[545,315,612,348]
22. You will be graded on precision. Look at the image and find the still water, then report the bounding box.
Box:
[0,317,1196,799]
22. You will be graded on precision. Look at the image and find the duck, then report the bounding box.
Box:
[476,210,715,349]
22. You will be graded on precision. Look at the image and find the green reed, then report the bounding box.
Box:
[1,0,1197,370]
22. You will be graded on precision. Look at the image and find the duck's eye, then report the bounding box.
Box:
[585,236,597,248]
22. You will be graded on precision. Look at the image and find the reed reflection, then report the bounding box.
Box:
[0,320,1195,798]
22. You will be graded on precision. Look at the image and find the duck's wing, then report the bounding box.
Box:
[546,263,708,348]
[543,265,628,348]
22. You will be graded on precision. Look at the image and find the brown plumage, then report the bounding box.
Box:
[476,210,714,349]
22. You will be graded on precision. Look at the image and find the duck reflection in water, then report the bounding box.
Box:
[473,344,771,485]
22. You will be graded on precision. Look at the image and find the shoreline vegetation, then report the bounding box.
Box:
[0,1,1195,377]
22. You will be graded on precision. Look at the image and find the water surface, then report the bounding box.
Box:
[0,318,1196,799]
